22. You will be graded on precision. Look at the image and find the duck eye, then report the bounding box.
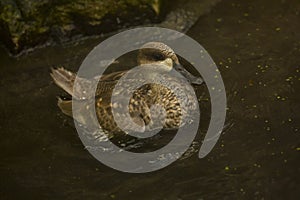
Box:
[152,53,165,61]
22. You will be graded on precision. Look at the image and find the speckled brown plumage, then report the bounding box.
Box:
[51,42,202,137]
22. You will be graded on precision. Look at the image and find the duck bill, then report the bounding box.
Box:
[174,63,204,85]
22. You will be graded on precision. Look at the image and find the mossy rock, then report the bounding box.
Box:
[0,0,166,55]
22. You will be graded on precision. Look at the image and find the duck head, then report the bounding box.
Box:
[137,42,203,85]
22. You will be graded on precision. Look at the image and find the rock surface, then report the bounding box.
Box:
[0,0,221,56]
[0,0,163,55]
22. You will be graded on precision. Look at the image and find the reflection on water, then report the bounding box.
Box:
[0,0,299,199]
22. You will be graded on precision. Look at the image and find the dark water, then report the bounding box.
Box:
[0,0,299,199]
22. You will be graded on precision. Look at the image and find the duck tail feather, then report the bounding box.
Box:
[50,67,76,97]
[57,97,73,117]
